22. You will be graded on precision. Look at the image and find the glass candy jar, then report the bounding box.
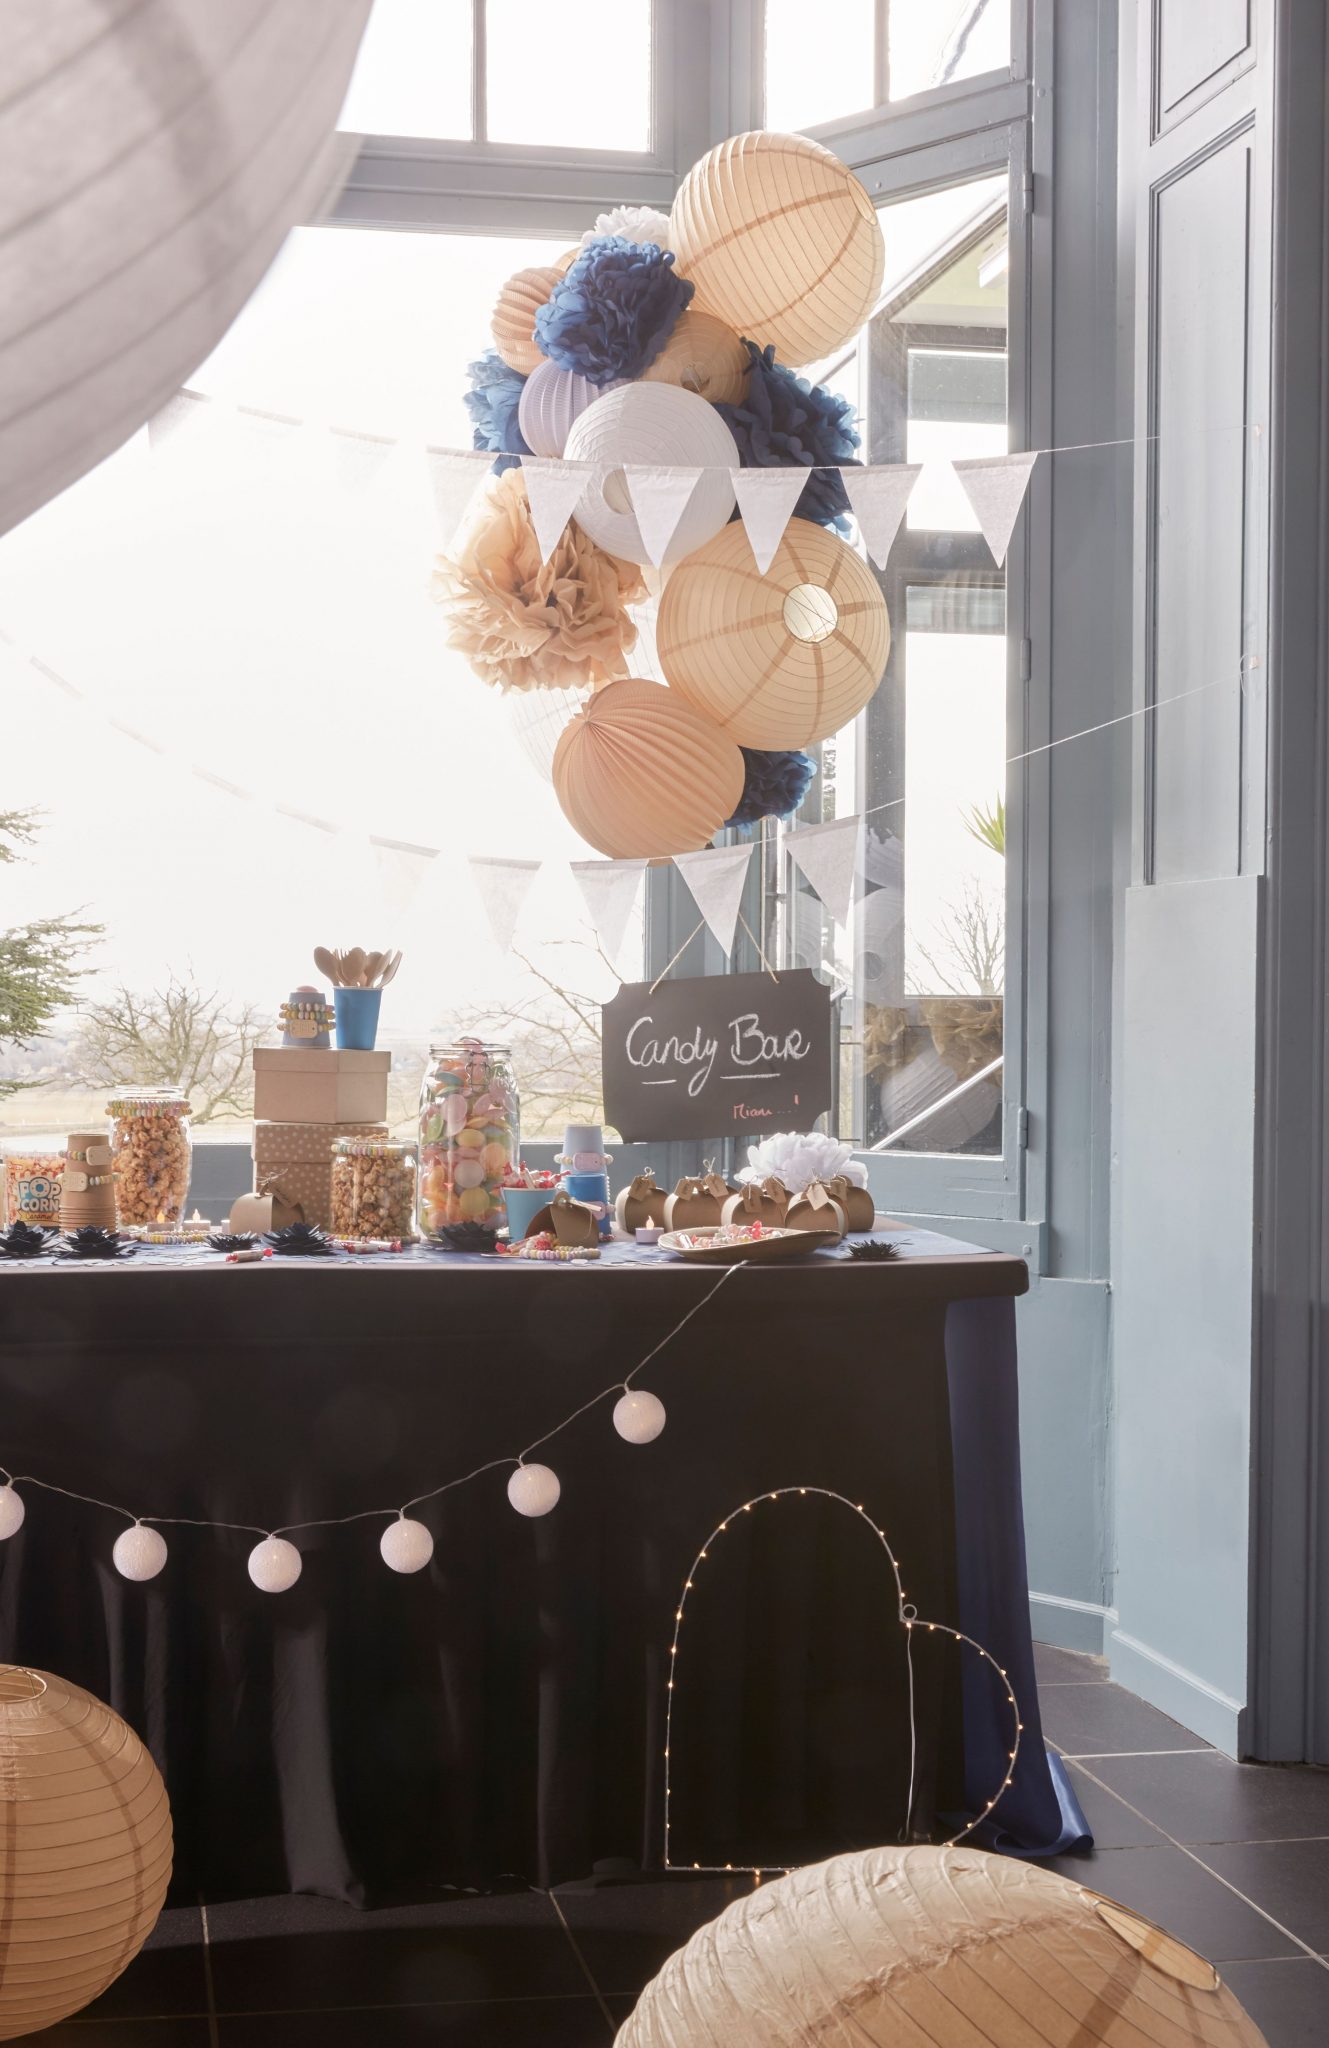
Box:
[107,1090,192,1226]
[417,1039,520,1240]
[331,1136,417,1241]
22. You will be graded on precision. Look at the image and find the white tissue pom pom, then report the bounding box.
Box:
[613,1390,667,1445]
[582,205,672,249]
[0,1484,25,1540]
[741,1130,863,1190]
[380,1516,435,1574]
[112,1524,168,1581]
[247,1536,303,1593]
[507,1463,561,1517]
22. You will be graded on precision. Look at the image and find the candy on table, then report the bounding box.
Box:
[417,1037,519,1241]
[498,1230,599,1262]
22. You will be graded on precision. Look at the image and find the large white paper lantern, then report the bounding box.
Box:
[0,0,373,538]
[564,384,738,567]
[618,1844,1267,2048]
[518,359,620,457]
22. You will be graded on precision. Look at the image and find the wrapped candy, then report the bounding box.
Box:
[417,1039,519,1241]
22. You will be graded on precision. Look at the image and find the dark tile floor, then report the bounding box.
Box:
[46,1645,1329,2045]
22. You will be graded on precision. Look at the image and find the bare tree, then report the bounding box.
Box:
[74,976,268,1123]
[913,880,1004,997]
[442,941,613,1140]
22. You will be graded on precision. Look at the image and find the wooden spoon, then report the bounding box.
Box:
[342,946,367,988]
[378,950,402,987]
[313,946,337,984]
[362,950,386,988]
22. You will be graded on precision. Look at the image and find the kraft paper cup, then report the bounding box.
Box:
[334,987,381,1051]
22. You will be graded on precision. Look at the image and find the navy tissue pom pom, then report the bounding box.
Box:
[715,341,861,532]
[726,748,817,828]
[534,237,694,386]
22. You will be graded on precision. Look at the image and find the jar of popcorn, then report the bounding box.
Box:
[106,1090,192,1226]
[331,1136,417,1241]
[417,1039,519,1240]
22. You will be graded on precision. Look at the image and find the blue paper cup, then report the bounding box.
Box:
[334,986,382,1051]
[502,1186,550,1240]
[562,1171,613,1237]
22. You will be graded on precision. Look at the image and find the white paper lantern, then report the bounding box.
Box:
[247,1535,303,1593]
[379,1515,435,1574]
[0,1483,25,1540]
[113,1523,168,1582]
[613,1390,666,1445]
[518,359,620,458]
[564,384,738,567]
[0,0,373,537]
[507,1462,561,1517]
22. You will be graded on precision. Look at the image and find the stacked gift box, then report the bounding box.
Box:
[250,1049,392,1230]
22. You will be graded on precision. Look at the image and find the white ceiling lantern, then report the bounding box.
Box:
[0,0,373,538]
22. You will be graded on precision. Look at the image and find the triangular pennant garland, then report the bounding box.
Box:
[521,455,591,564]
[469,856,541,953]
[330,426,397,493]
[840,463,921,568]
[786,815,864,929]
[952,452,1037,566]
[732,466,810,574]
[624,467,702,567]
[672,843,754,956]
[425,448,492,548]
[570,859,647,962]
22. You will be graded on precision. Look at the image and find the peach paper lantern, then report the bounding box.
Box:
[670,131,885,368]
[618,1844,1268,2048]
[657,516,890,748]
[491,264,560,374]
[641,309,750,404]
[564,383,738,567]
[0,1666,173,2040]
[552,679,744,859]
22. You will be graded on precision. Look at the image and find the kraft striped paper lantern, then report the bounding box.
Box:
[640,309,750,404]
[618,1845,1268,2048]
[669,131,885,369]
[552,679,744,859]
[491,265,561,375]
[0,1667,172,2039]
[564,383,739,568]
[657,517,890,748]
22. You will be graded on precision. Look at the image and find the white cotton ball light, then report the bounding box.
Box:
[112,1523,168,1582]
[563,384,738,567]
[613,1390,666,1445]
[518,359,621,458]
[247,1536,303,1593]
[0,1483,25,1540]
[507,1462,561,1517]
[380,1515,435,1574]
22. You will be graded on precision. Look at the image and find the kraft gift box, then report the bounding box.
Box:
[251,1120,388,1232]
[251,1048,390,1125]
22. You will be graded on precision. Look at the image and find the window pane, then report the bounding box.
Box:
[486,0,652,152]
[338,0,473,140]
[765,0,875,134]
[889,0,1011,102]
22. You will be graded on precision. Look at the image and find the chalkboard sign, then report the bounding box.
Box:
[601,969,833,1141]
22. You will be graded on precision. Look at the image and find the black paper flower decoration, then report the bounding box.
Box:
[264,1222,335,1257]
[433,1221,503,1254]
[534,237,694,385]
[726,747,816,829]
[714,341,861,532]
[57,1227,136,1260]
[208,1232,259,1253]
[849,1237,901,1261]
[464,349,532,475]
[0,1221,55,1259]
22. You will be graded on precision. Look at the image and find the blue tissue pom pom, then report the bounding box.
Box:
[715,341,862,532]
[464,350,532,475]
[726,748,817,829]
[534,237,694,385]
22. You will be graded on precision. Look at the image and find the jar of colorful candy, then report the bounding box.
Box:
[417,1040,520,1240]
[107,1090,192,1226]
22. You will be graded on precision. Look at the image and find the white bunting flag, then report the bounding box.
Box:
[840,463,921,568]
[570,859,647,962]
[330,426,397,493]
[469,857,542,953]
[370,836,438,919]
[624,467,702,567]
[424,448,491,548]
[146,387,212,453]
[952,452,1037,566]
[521,456,590,564]
[672,842,754,956]
[786,815,864,929]
[732,466,809,574]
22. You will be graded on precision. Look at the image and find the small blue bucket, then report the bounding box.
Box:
[503,1186,550,1240]
[334,986,382,1051]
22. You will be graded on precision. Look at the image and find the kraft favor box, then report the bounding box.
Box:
[252,1048,390,1125]
[252,1120,388,1232]
[663,1171,733,1232]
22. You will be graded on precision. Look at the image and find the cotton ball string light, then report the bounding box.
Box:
[507,1462,561,1518]
[517,359,620,458]
[670,130,885,368]
[0,1482,25,1539]
[613,1390,666,1445]
[247,1535,303,1593]
[657,517,890,748]
[552,679,744,859]
[379,1514,435,1574]
[491,264,562,374]
[113,1522,168,1582]
[640,309,750,405]
[564,383,739,567]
